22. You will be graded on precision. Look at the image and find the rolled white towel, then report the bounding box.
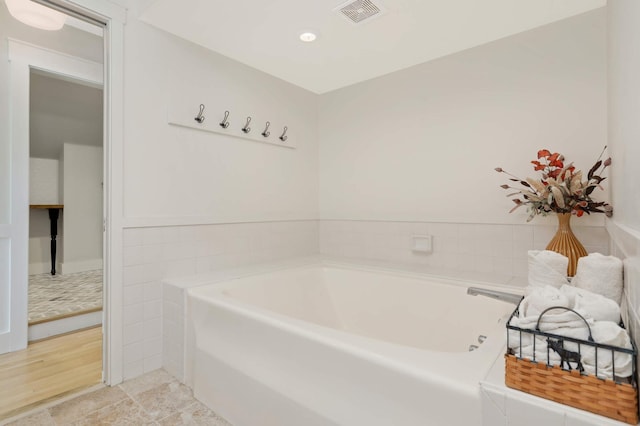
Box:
[572,253,623,305]
[528,250,570,289]
[560,285,621,323]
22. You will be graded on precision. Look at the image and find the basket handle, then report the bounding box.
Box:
[534,306,594,343]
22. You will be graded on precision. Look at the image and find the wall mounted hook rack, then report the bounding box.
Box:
[168,101,295,148]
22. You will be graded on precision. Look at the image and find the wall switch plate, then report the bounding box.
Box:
[412,235,432,254]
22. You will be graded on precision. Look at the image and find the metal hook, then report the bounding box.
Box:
[194,104,205,123]
[219,110,230,128]
[262,121,271,137]
[242,116,252,133]
[279,126,288,142]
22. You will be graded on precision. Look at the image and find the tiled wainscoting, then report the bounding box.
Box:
[122,221,318,380]
[319,220,609,279]
[126,218,611,383]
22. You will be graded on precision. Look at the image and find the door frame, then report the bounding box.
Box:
[4,0,125,385]
[8,39,104,353]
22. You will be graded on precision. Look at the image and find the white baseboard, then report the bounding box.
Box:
[60,258,103,274]
[29,262,62,275]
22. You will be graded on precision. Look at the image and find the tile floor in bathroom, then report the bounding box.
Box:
[2,369,232,426]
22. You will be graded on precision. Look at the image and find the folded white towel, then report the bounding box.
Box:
[513,337,562,365]
[513,310,593,332]
[509,327,588,367]
[580,321,634,379]
[509,286,584,346]
[520,285,570,318]
[508,291,592,347]
[528,250,570,289]
[560,285,621,323]
[572,253,623,305]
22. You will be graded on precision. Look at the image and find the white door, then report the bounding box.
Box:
[0,40,103,354]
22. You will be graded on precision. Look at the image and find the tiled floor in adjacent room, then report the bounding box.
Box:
[2,369,232,426]
[29,270,103,323]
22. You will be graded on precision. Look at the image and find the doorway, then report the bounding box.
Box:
[28,70,104,341]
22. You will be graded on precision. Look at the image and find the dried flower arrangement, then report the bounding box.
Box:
[495,148,613,222]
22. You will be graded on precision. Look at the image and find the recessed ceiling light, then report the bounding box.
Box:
[299,32,317,43]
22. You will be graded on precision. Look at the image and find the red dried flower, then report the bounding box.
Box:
[496,147,612,222]
[537,149,551,159]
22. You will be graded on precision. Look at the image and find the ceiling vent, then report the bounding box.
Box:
[334,0,385,24]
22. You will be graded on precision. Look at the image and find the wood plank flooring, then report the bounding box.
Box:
[0,326,102,420]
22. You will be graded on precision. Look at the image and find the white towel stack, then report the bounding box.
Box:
[572,253,624,305]
[520,285,570,318]
[508,285,632,379]
[582,321,634,379]
[527,250,569,289]
[561,285,621,323]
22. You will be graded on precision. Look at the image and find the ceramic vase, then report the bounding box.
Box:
[545,213,587,277]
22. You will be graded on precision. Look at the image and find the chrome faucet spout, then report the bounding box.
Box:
[467,287,522,305]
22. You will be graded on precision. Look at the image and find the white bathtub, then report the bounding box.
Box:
[187,263,517,426]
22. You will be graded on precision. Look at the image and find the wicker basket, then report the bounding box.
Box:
[505,305,639,424]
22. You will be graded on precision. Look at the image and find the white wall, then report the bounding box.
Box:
[62,143,103,273]
[607,0,640,375]
[29,158,59,204]
[318,9,607,226]
[608,2,640,233]
[122,18,318,224]
[316,9,610,278]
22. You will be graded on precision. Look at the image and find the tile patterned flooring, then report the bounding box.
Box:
[29,270,103,323]
[3,369,232,426]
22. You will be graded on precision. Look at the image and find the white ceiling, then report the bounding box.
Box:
[139,0,606,94]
